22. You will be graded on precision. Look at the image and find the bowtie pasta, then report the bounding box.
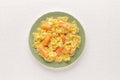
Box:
[32,17,81,62]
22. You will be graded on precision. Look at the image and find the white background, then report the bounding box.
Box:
[0,0,120,80]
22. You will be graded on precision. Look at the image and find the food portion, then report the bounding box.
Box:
[32,16,81,62]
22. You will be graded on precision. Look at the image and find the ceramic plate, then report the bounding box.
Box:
[29,11,85,69]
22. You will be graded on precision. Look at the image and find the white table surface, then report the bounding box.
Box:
[0,0,120,80]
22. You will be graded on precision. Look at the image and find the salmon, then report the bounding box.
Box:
[55,46,64,56]
[69,49,75,54]
[37,45,48,58]
[59,22,70,31]
[60,34,66,43]
[42,36,51,46]
[62,48,74,54]
[42,34,56,46]
[41,24,52,30]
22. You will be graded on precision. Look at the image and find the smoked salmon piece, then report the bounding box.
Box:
[37,45,48,58]
[55,46,64,56]
[60,34,66,43]
[41,24,52,30]
[42,36,51,46]
[42,34,56,46]
[59,22,70,31]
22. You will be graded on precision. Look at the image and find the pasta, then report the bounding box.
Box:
[32,16,81,62]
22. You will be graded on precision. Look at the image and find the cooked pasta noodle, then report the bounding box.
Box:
[32,16,81,62]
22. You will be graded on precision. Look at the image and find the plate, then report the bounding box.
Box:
[29,11,85,69]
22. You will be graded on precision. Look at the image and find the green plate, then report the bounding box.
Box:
[29,11,85,69]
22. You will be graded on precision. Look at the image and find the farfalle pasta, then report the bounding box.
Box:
[32,17,81,62]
